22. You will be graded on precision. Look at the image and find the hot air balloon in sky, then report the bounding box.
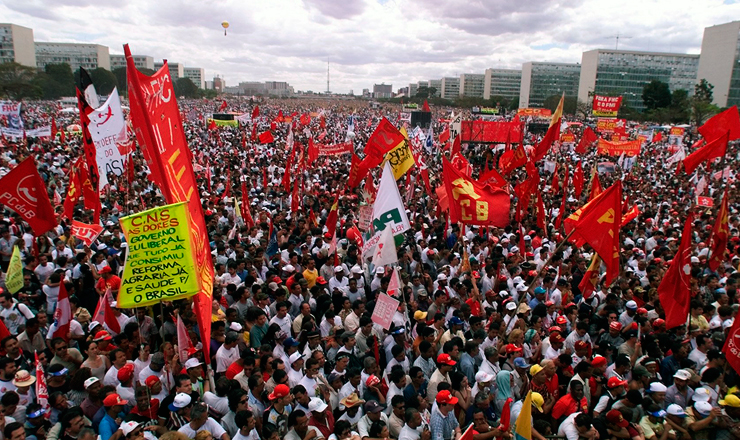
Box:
[222,21,229,36]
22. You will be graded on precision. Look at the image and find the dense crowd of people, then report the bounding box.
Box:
[0,95,738,440]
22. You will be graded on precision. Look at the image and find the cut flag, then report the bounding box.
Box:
[52,280,72,341]
[573,161,584,198]
[387,267,402,297]
[708,190,729,271]
[579,254,602,299]
[658,213,694,329]
[259,131,275,144]
[514,391,534,440]
[532,93,564,162]
[575,126,598,154]
[0,157,57,236]
[372,225,398,267]
[564,181,622,285]
[698,105,740,142]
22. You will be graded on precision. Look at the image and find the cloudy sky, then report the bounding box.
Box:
[2,0,738,93]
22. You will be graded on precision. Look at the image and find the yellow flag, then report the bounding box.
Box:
[383,127,415,180]
[550,92,565,128]
[5,246,23,294]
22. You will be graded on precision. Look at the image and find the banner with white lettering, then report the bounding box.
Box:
[0,101,23,129]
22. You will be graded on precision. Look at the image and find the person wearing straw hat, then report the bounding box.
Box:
[10,370,34,406]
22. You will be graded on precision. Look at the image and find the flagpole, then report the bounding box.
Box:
[519,229,575,304]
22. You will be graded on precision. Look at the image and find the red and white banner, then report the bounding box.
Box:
[459,121,523,143]
[596,118,626,134]
[318,142,353,156]
[697,196,714,207]
[371,293,400,330]
[596,139,641,156]
[35,351,49,415]
[722,316,740,375]
[592,95,622,117]
[70,221,104,247]
[86,88,127,189]
[516,108,552,118]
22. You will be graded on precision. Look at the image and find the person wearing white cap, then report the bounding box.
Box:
[288,352,305,388]
[666,369,694,408]
[686,399,720,438]
[664,404,690,439]
[619,300,638,329]
[370,266,385,293]
[120,420,144,439]
[329,266,349,295]
[471,371,494,398]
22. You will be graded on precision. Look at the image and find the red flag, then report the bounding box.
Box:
[74,88,102,222]
[450,135,461,157]
[308,137,319,165]
[658,214,694,329]
[59,127,66,144]
[551,168,560,194]
[125,45,213,359]
[252,106,260,119]
[0,157,57,235]
[240,181,255,228]
[555,165,570,229]
[499,143,527,175]
[52,281,71,341]
[653,131,663,143]
[439,126,450,144]
[533,122,560,162]
[275,109,284,123]
[682,130,729,175]
[564,181,622,285]
[588,171,603,201]
[0,319,10,341]
[478,167,508,189]
[450,153,473,177]
[262,168,268,189]
[258,131,275,144]
[208,119,217,130]
[708,190,729,271]
[308,209,318,227]
[177,315,195,362]
[459,423,475,440]
[320,115,326,129]
[620,205,640,227]
[35,351,49,416]
[347,154,369,188]
[442,157,510,227]
[536,193,546,231]
[698,105,740,142]
[722,315,740,375]
[70,221,103,247]
[251,124,257,141]
[422,100,431,112]
[575,127,597,154]
[300,113,311,126]
[365,172,377,198]
[51,118,58,140]
[364,117,405,166]
[579,254,602,299]
[325,194,340,238]
[219,100,227,111]
[573,161,584,198]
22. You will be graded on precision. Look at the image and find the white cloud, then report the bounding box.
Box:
[1,0,738,93]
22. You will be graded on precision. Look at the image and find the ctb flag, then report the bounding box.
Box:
[442,157,510,227]
[564,181,622,285]
[658,214,694,329]
[0,157,57,236]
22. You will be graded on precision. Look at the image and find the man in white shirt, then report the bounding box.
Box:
[0,293,34,335]
[216,332,240,373]
[557,412,598,440]
[269,302,293,336]
[178,401,229,440]
[329,266,350,295]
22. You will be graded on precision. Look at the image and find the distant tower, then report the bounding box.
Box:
[326,58,331,94]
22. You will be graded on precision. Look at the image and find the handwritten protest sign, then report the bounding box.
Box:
[118,202,201,307]
[371,293,400,330]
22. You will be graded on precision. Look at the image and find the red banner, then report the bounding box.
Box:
[722,314,740,375]
[697,196,714,207]
[596,139,641,156]
[125,46,214,358]
[71,221,104,247]
[560,132,576,144]
[459,121,523,143]
[596,118,626,134]
[0,157,57,236]
[516,108,552,118]
[318,142,353,156]
[592,95,622,117]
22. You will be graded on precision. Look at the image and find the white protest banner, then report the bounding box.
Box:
[362,162,410,257]
[0,101,23,129]
[86,88,127,190]
[371,293,400,330]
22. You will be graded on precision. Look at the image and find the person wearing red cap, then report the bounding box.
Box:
[593,377,628,418]
[100,393,128,440]
[430,390,461,440]
[427,354,456,402]
[94,265,121,299]
[266,384,293,436]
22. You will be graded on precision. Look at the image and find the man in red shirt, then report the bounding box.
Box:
[552,381,588,422]
[95,266,121,298]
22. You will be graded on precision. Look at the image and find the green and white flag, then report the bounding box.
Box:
[362,161,410,257]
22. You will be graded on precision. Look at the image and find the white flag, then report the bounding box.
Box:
[372,225,398,267]
[87,88,127,190]
[362,162,410,257]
